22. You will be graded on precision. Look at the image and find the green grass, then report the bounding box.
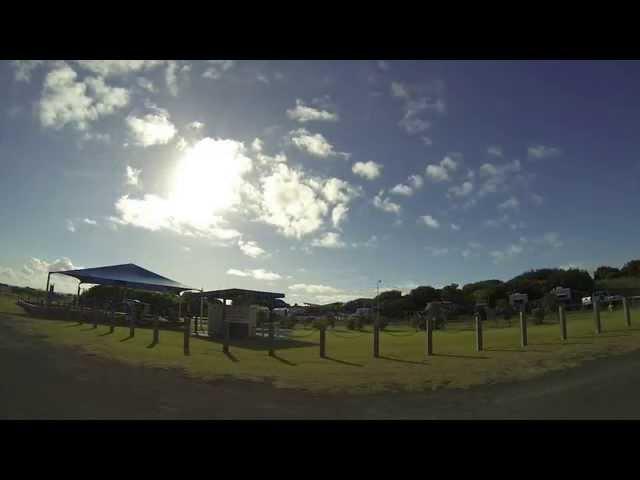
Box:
[2,293,640,394]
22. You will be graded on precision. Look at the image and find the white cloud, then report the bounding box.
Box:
[137,77,155,92]
[490,244,524,264]
[331,204,349,229]
[238,239,266,258]
[426,246,449,256]
[425,164,450,182]
[75,60,164,77]
[488,146,503,157]
[66,219,75,233]
[227,268,281,281]
[477,159,522,196]
[391,81,409,99]
[311,232,346,249]
[373,190,401,214]
[321,178,360,204]
[165,61,179,96]
[182,246,191,252]
[498,196,520,210]
[125,165,141,186]
[541,232,563,248]
[451,223,461,231]
[187,121,205,131]
[39,63,130,131]
[484,214,510,228]
[12,60,44,82]
[289,283,342,295]
[419,215,440,229]
[528,145,561,160]
[377,60,390,71]
[448,181,473,197]
[408,174,423,189]
[289,128,347,159]
[0,257,79,293]
[83,218,97,225]
[422,136,433,146]
[390,184,413,196]
[176,137,188,151]
[440,156,458,171]
[286,99,338,123]
[352,161,382,180]
[258,164,328,238]
[126,106,177,147]
[203,60,235,80]
[531,193,544,205]
[391,80,445,135]
[251,138,263,153]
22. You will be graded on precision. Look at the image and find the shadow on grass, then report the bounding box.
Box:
[379,355,425,365]
[119,334,134,342]
[324,356,363,367]
[223,350,239,363]
[98,330,114,337]
[80,327,96,331]
[146,340,158,349]
[530,341,594,346]
[64,322,83,328]
[270,353,297,366]
[197,335,315,351]
[486,347,547,353]
[572,334,630,340]
[432,353,489,360]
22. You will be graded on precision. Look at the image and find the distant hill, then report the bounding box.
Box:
[596,276,640,296]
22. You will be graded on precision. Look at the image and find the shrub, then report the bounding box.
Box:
[347,316,362,330]
[532,307,545,325]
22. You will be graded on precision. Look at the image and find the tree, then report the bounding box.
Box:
[594,266,621,280]
[622,260,640,277]
[440,283,464,304]
[545,268,594,293]
[407,286,439,310]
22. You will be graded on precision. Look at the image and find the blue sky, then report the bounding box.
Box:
[1,60,639,303]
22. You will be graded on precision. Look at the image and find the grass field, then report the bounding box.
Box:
[2,292,640,394]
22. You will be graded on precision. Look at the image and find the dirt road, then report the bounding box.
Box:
[1,316,638,419]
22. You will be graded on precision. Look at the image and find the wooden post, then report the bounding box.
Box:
[373,319,380,358]
[109,308,115,333]
[320,326,326,358]
[129,307,135,338]
[623,297,631,327]
[559,305,567,341]
[520,311,528,347]
[178,295,182,322]
[183,316,191,355]
[153,315,159,344]
[475,314,483,351]
[425,317,433,356]
[594,298,601,334]
[93,311,98,329]
[45,273,51,306]
[268,319,275,357]
[222,299,229,354]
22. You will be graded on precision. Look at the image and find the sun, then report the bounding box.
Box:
[169,138,252,227]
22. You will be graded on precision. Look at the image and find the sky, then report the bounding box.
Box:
[1,60,640,304]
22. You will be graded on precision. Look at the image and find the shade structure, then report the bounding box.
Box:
[50,263,195,294]
[203,288,285,301]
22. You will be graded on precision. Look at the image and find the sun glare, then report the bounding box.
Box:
[169,138,252,226]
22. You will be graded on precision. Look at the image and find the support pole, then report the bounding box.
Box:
[475,314,483,352]
[129,304,135,338]
[153,315,159,345]
[222,298,229,354]
[594,298,601,334]
[425,317,433,356]
[200,288,204,332]
[183,316,191,355]
[623,297,631,327]
[320,325,326,358]
[559,305,567,341]
[268,316,275,357]
[109,307,115,334]
[520,311,528,347]
[373,320,380,358]
[178,294,182,322]
[76,282,81,308]
[45,273,51,306]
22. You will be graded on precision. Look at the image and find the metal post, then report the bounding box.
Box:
[153,315,159,344]
[425,317,433,356]
[373,321,380,358]
[623,297,631,327]
[559,305,567,341]
[109,308,115,333]
[183,316,191,355]
[520,311,528,347]
[45,273,51,306]
[129,304,135,338]
[594,298,601,334]
[200,288,204,328]
[93,310,98,329]
[475,314,483,351]
[178,295,182,322]
[320,326,326,358]
[223,298,229,354]
[76,282,81,308]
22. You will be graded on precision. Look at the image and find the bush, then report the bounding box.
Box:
[532,307,545,325]
[346,316,362,330]
[312,318,329,330]
[280,315,297,329]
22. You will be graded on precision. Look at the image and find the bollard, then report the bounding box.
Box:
[623,297,631,327]
[559,305,567,341]
[425,317,433,356]
[153,315,159,345]
[183,317,191,356]
[373,321,380,358]
[520,311,528,347]
[268,321,275,357]
[475,314,483,352]
[320,326,326,358]
[593,298,601,334]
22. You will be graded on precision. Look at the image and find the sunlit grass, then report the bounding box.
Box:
[2,293,639,394]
